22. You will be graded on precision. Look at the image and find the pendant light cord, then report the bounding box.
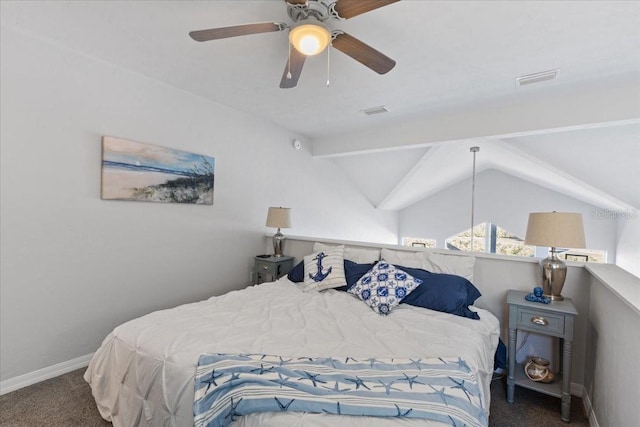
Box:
[326,43,331,87]
[287,42,292,79]
[470,146,479,252]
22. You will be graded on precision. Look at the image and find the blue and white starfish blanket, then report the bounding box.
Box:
[194,353,487,427]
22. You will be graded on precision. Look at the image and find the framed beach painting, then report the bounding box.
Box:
[101,136,215,205]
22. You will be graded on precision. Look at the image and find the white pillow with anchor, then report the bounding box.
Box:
[302,248,347,292]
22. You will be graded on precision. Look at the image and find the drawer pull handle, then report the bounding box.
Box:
[531,316,548,326]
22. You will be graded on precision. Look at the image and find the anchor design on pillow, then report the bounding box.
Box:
[309,252,332,282]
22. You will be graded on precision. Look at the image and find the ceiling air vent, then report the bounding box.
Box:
[516,69,558,86]
[361,105,389,116]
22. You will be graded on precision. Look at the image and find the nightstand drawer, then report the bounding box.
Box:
[517,308,564,336]
[256,260,279,276]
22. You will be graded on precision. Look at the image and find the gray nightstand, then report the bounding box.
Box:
[254,255,294,284]
[506,289,578,422]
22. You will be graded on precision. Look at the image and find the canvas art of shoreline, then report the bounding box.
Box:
[101,136,215,205]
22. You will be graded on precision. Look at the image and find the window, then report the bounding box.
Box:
[445,222,605,262]
[495,226,534,257]
[446,222,534,257]
[402,237,436,248]
[557,249,606,263]
[445,224,487,253]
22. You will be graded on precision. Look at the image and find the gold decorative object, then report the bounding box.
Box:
[524,357,555,383]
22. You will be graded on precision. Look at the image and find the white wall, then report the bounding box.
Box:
[584,271,640,427]
[0,26,397,383]
[615,215,640,278]
[399,169,618,259]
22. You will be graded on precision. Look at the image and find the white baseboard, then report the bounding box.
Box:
[571,382,600,427]
[581,388,600,427]
[571,381,583,397]
[0,353,93,396]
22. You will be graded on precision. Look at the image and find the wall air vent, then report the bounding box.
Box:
[516,69,558,86]
[361,105,389,116]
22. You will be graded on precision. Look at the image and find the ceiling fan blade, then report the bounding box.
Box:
[280,45,307,89]
[333,0,401,19]
[332,32,395,74]
[189,22,287,42]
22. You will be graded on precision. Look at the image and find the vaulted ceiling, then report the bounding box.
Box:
[2,1,638,211]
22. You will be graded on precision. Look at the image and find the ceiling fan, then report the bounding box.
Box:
[189,0,400,88]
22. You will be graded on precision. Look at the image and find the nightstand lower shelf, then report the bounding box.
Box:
[513,363,563,399]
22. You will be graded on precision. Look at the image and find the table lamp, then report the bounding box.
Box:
[266,207,292,257]
[524,212,586,301]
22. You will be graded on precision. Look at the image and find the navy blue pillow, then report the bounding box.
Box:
[287,259,374,292]
[336,260,376,292]
[287,260,305,283]
[398,266,481,320]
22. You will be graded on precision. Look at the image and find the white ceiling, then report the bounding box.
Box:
[2,0,639,211]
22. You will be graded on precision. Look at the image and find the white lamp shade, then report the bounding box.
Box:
[289,24,331,56]
[266,207,292,229]
[524,212,586,248]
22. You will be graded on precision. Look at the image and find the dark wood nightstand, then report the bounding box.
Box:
[506,289,578,422]
[254,255,294,284]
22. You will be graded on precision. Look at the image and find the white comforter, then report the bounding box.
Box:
[85,279,500,427]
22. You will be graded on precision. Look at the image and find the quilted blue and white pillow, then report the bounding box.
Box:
[348,260,422,315]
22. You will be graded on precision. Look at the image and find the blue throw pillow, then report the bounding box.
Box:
[287,261,305,282]
[348,261,422,315]
[337,260,376,291]
[398,266,482,320]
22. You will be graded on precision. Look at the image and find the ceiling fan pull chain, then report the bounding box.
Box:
[326,44,331,87]
[287,42,292,79]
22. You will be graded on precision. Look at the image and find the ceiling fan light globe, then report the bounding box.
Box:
[289,24,330,56]
[299,36,322,55]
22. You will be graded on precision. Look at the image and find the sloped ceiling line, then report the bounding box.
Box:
[376,144,444,210]
[372,137,637,212]
[377,142,491,210]
[493,140,638,212]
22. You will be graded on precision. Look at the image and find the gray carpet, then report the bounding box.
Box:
[0,369,589,426]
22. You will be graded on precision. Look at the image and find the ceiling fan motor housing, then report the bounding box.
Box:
[287,0,341,23]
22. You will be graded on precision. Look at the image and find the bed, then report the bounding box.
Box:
[85,245,500,427]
